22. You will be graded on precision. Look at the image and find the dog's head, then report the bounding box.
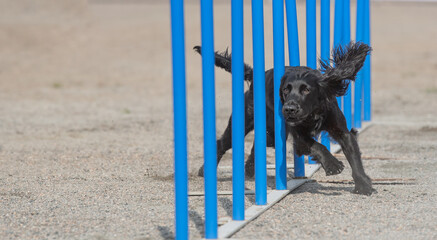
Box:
[280,68,323,125]
[280,42,371,126]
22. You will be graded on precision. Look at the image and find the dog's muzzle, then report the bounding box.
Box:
[282,103,303,123]
[283,104,301,116]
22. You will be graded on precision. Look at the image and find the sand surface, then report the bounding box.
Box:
[0,1,436,239]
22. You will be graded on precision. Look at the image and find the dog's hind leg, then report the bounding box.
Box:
[198,115,254,177]
[245,122,276,178]
[198,116,233,177]
[198,93,255,177]
[245,144,255,178]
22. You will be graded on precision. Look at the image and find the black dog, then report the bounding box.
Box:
[194,42,374,195]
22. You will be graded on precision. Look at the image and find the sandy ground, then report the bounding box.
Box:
[0,1,436,239]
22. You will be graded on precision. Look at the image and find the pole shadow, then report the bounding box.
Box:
[156,225,174,240]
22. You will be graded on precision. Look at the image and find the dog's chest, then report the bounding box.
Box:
[310,114,324,137]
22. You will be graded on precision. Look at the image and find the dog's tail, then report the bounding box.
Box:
[319,42,372,97]
[193,46,253,81]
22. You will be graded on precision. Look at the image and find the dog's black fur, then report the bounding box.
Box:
[194,42,374,195]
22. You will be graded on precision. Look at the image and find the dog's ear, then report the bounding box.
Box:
[318,42,371,98]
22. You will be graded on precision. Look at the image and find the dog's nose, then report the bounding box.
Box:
[284,104,300,115]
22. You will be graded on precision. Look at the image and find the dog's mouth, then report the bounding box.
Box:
[282,103,306,125]
[284,115,304,126]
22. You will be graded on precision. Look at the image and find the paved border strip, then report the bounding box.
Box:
[217,164,320,239]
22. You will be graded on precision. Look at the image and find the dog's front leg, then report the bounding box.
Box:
[294,136,344,176]
[335,131,374,195]
[310,141,345,176]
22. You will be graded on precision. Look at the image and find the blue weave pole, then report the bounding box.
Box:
[272,0,287,190]
[306,0,318,165]
[252,0,267,205]
[354,0,364,128]
[285,0,305,177]
[343,0,352,130]
[231,0,245,221]
[170,0,188,239]
[363,0,371,121]
[200,0,218,238]
[306,0,316,70]
[320,0,331,151]
[333,0,343,110]
[285,0,300,68]
[321,0,330,62]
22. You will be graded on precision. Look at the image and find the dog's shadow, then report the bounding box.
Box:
[292,180,353,196]
[219,174,352,205]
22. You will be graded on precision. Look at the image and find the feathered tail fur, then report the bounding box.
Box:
[193,46,253,81]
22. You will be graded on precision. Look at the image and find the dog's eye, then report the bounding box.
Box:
[283,85,292,95]
[302,87,310,95]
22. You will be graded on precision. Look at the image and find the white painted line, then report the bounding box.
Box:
[331,143,342,154]
[189,190,273,197]
[359,121,373,135]
[217,165,234,170]
[305,163,321,178]
[219,163,313,170]
[267,164,295,169]
[190,165,320,197]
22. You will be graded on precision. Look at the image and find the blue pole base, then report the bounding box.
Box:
[293,153,305,177]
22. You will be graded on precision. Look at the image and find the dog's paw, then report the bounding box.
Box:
[197,165,204,177]
[352,175,375,195]
[352,184,375,196]
[245,162,255,178]
[323,158,344,176]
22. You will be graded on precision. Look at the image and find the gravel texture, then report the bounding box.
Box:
[0,1,436,240]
